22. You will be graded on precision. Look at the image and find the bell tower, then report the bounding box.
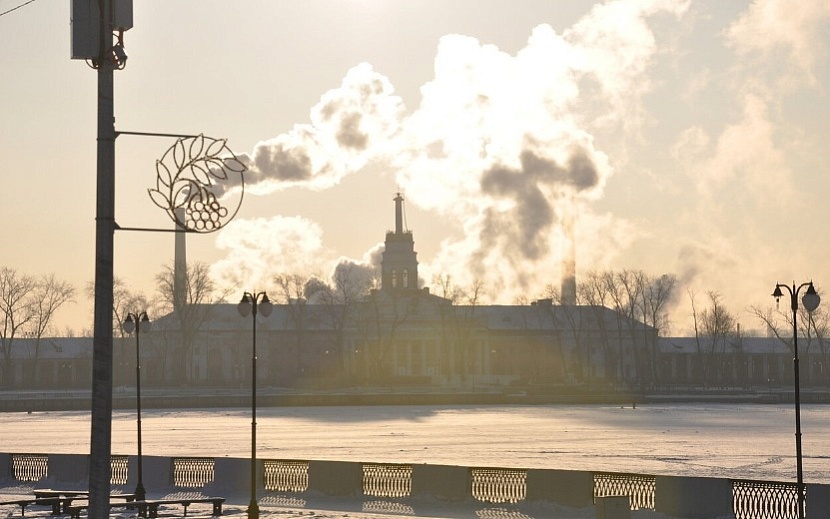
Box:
[381,193,419,291]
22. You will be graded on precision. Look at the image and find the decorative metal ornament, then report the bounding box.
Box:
[149,134,246,233]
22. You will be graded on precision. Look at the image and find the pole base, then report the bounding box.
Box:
[247,501,259,519]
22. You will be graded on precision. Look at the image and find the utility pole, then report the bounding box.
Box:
[70,7,239,514]
[90,0,115,516]
[71,2,131,517]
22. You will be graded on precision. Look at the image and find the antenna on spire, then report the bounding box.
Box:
[394,192,405,234]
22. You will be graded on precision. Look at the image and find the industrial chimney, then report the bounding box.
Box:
[173,207,187,312]
[561,203,576,305]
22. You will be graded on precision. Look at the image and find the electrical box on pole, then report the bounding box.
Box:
[70,0,133,59]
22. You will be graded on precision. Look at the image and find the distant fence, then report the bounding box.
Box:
[2,453,829,519]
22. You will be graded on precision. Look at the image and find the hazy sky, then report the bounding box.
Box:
[2,0,829,335]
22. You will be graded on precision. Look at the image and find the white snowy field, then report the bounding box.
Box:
[1,403,828,484]
[3,403,822,518]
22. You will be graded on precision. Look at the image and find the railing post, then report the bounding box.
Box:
[411,464,471,502]
[654,476,731,518]
[526,469,593,508]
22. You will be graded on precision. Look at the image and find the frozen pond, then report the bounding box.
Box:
[2,403,828,484]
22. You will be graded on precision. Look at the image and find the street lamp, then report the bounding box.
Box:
[237,292,273,519]
[772,281,820,519]
[122,311,152,502]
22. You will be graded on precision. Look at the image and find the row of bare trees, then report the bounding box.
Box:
[11,256,830,389]
[96,262,227,384]
[0,267,75,385]
[534,270,677,386]
[750,294,830,385]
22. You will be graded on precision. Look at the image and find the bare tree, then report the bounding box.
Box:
[639,273,677,384]
[750,302,830,385]
[87,277,149,385]
[0,267,37,386]
[541,283,585,384]
[580,270,617,383]
[155,261,225,383]
[272,273,312,380]
[85,277,149,339]
[354,281,423,384]
[690,290,736,386]
[27,274,76,372]
[431,275,485,385]
[305,261,376,383]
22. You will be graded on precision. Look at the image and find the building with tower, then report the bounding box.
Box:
[137,192,658,391]
[4,194,711,394]
[381,193,419,291]
[4,190,829,395]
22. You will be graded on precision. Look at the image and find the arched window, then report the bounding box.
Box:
[402,269,409,288]
[391,269,397,288]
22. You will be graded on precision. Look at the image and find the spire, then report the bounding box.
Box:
[381,193,418,291]
[394,192,404,234]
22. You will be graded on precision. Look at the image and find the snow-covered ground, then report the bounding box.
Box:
[0,403,822,518]
[3,403,827,482]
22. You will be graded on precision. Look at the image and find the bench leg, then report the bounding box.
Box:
[149,504,159,518]
[212,502,222,516]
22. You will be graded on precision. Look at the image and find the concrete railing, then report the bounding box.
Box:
[2,453,830,519]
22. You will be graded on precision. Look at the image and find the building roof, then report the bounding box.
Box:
[658,336,799,354]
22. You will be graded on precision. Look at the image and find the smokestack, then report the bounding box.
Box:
[174,207,187,312]
[561,202,576,305]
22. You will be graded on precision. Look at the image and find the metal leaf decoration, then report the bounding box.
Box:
[149,134,246,233]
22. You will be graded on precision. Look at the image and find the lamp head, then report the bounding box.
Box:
[237,293,253,317]
[772,285,783,299]
[122,314,135,334]
[258,293,273,317]
[139,313,152,332]
[772,285,784,309]
[803,282,821,313]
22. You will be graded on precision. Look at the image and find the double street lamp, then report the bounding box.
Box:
[122,311,152,502]
[772,281,820,519]
[237,292,273,519]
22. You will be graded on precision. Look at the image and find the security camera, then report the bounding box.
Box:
[113,44,128,65]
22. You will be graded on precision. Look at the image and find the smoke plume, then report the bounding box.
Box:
[213,1,690,302]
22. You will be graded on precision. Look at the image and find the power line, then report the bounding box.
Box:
[0,0,37,18]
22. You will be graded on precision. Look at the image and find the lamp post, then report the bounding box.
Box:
[772,281,820,519]
[237,292,273,519]
[122,311,151,502]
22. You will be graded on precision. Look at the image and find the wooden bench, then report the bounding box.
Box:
[31,490,88,514]
[0,497,63,516]
[31,491,137,514]
[68,497,224,518]
[140,498,225,518]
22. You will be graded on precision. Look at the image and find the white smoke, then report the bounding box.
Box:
[210,63,405,198]
[213,0,691,301]
[211,216,333,291]
[391,2,686,301]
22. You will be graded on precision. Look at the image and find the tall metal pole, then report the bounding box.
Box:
[238,292,271,519]
[135,318,146,502]
[790,288,805,519]
[249,300,258,519]
[773,281,820,519]
[89,0,116,516]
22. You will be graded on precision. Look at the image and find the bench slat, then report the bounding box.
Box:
[68,497,224,519]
